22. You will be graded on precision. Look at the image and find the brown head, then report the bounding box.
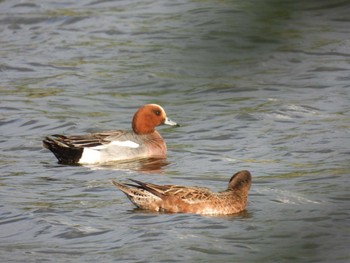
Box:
[227,170,252,193]
[132,104,179,135]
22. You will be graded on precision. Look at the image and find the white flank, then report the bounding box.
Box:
[79,140,139,164]
[79,148,102,164]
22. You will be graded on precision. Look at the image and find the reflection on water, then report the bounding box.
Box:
[84,158,171,173]
[1,0,350,262]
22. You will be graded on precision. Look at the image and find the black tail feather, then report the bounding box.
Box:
[43,136,83,164]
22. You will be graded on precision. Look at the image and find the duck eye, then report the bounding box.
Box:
[154,110,161,116]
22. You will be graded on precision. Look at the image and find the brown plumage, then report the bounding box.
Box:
[112,170,252,215]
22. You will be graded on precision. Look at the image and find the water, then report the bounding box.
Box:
[1,0,350,262]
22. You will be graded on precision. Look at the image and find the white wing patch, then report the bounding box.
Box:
[86,140,140,150]
[110,140,139,148]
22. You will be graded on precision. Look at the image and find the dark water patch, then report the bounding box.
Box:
[0,16,54,25]
[12,3,40,9]
[55,228,110,239]
[0,64,34,72]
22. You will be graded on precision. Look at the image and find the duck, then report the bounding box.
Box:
[112,170,252,215]
[43,104,179,164]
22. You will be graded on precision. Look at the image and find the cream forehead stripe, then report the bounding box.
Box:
[149,104,165,114]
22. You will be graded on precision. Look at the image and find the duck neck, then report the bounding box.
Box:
[132,112,156,134]
[132,123,155,135]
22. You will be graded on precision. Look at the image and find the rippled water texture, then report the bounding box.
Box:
[1,0,350,262]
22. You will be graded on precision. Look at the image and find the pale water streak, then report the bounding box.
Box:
[1,0,350,262]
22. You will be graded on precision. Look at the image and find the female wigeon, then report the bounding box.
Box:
[112,170,252,215]
[43,104,179,164]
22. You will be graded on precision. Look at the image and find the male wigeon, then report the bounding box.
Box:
[43,104,179,164]
[112,170,252,215]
